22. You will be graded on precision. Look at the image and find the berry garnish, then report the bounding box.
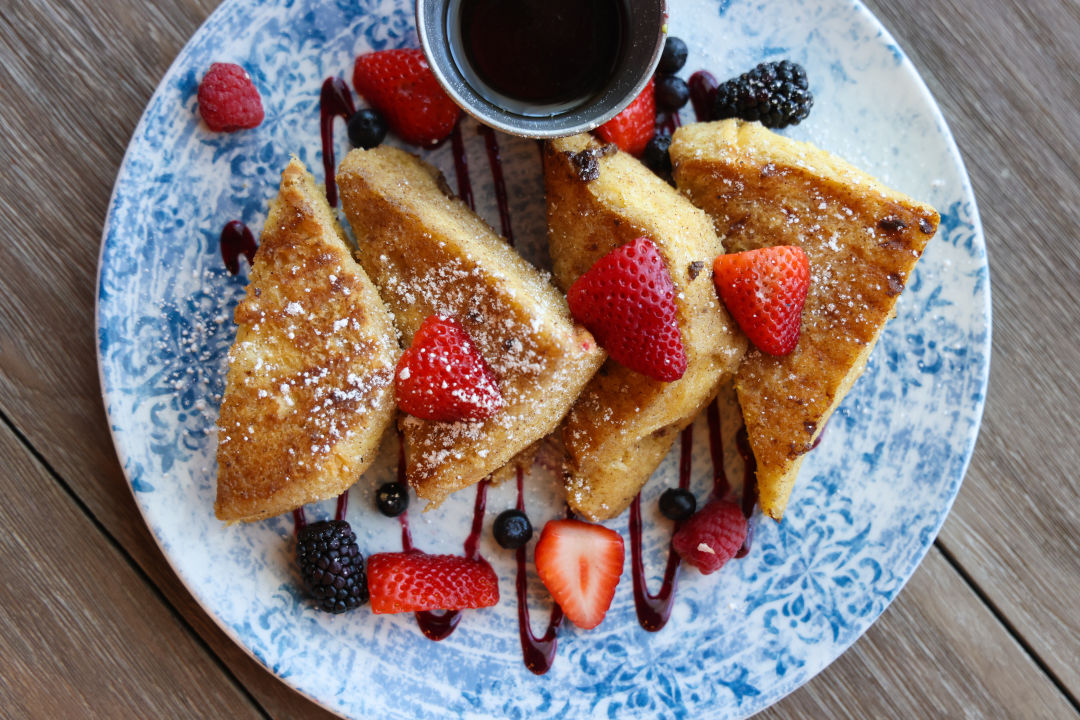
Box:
[641,132,673,180]
[375,481,409,517]
[655,75,690,112]
[347,107,388,149]
[296,520,368,613]
[712,60,813,128]
[657,36,688,74]
[658,488,697,522]
[672,501,747,574]
[712,245,810,356]
[367,552,499,613]
[594,78,655,156]
[493,509,533,549]
[567,237,687,382]
[197,62,264,132]
[534,519,624,629]
[353,48,461,147]
[395,315,504,422]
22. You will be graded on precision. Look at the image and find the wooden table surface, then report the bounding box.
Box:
[2,0,1078,717]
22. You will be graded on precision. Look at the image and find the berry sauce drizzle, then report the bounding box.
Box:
[292,507,307,535]
[450,123,474,211]
[628,424,693,631]
[705,398,759,557]
[220,220,256,275]
[514,465,565,674]
[319,76,356,208]
[688,71,718,123]
[657,110,682,137]
[394,434,490,640]
[477,125,514,244]
[334,491,348,522]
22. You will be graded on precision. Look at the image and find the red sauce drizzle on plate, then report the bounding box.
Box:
[478,125,514,244]
[220,220,256,275]
[688,70,718,123]
[450,123,474,211]
[514,465,565,673]
[319,76,356,207]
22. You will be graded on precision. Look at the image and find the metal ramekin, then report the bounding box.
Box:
[416,0,667,139]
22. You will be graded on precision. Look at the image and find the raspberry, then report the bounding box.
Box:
[672,501,747,574]
[197,63,264,132]
[296,520,368,613]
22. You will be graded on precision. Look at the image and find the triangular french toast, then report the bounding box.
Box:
[337,145,605,507]
[544,134,747,521]
[216,158,399,523]
[670,119,939,520]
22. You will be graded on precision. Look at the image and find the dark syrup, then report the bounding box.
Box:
[513,466,565,674]
[319,77,357,207]
[628,425,693,631]
[220,220,256,275]
[688,70,718,123]
[453,0,625,114]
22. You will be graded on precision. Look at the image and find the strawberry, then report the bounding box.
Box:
[367,552,499,613]
[534,519,624,630]
[353,48,461,147]
[712,245,810,356]
[197,63,264,132]
[672,500,747,574]
[594,78,655,155]
[395,315,504,422]
[567,237,687,382]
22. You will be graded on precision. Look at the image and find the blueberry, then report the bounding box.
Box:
[655,75,690,112]
[659,488,696,522]
[493,509,533,549]
[375,481,409,517]
[642,132,673,179]
[657,36,688,75]
[347,108,388,149]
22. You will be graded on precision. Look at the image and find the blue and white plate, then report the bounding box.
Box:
[97,0,990,717]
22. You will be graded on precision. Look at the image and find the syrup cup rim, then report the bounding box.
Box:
[416,0,667,139]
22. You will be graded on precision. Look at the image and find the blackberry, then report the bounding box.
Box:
[655,75,690,112]
[347,108,388,149]
[712,60,813,128]
[641,132,673,181]
[493,509,533,549]
[375,481,409,517]
[659,488,696,522]
[296,520,368,613]
[657,36,688,75]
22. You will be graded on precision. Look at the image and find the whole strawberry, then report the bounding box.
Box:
[395,315,504,422]
[672,500,747,574]
[567,237,687,382]
[713,245,810,356]
[367,552,499,613]
[353,48,461,147]
[594,78,655,156]
[197,63,264,132]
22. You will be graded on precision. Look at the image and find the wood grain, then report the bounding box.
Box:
[864,0,1080,700]
[0,419,262,719]
[0,0,1077,717]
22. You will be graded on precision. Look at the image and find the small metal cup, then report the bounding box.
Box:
[416,0,667,138]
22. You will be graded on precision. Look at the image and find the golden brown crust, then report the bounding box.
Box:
[671,120,939,520]
[545,134,747,521]
[215,159,399,523]
[337,146,605,507]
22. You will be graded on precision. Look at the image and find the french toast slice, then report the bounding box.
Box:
[216,158,399,523]
[544,134,747,521]
[671,119,939,520]
[337,146,605,507]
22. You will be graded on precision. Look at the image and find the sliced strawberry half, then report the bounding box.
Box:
[594,78,655,156]
[395,315,504,422]
[534,519,624,630]
[567,236,687,382]
[353,48,461,147]
[367,552,499,614]
[712,245,810,356]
